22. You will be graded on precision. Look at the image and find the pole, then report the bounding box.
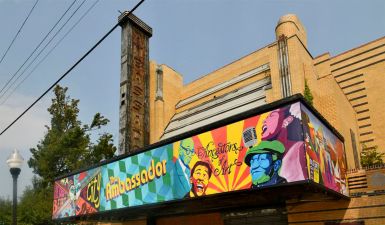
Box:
[10,168,20,225]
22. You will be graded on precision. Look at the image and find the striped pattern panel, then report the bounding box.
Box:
[161,78,271,140]
[335,73,374,148]
[176,64,270,109]
[287,195,385,225]
[347,170,368,193]
[330,38,385,150]
[288,168,385,225]
[348,167,385,195]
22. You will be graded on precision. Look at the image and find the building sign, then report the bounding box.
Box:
[119,14,151,155]
[52,101,347,219]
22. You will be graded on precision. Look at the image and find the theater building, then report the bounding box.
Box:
[52,13,385,225]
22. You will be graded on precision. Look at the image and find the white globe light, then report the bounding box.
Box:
[6,149,24,169]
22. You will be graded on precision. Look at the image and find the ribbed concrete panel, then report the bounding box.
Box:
[176,64,270,108]
[173,78,271,121]
[161,78,270,140]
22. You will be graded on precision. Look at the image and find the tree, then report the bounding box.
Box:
[360,145,385,167]
[0,197,12,225]
[304,78,314,105]
[28,85,116,187]
[21,85,116,224]
[18,185,53,225]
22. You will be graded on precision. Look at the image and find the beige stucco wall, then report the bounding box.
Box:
[149,61,183,143]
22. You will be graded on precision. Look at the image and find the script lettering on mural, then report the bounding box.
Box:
[196,141,244,176]
[87,173,101,209]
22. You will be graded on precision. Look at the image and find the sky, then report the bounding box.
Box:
[0,0,384,199]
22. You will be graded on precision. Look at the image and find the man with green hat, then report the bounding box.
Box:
[244,140,287,188]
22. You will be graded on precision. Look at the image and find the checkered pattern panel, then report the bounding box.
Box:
[100,144,175,211]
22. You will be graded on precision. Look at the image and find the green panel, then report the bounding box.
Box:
[119,161,126,172]
[122,194,129,206]
[163,173,171,186]
[148,178,156,193]
[157,194,165,202]
[108,168,114,177]
[135,188,142,201]
[110,199,116,209]
[131,155,138,165]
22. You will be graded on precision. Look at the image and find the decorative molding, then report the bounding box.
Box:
[278,35,292,97]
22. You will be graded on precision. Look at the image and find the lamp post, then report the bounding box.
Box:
[6,149,24,225]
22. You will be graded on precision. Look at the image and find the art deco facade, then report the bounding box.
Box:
[146,14,385,225]
[150,14,385,169]
[54,13,385,225]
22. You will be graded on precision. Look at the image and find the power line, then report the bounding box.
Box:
[0,0,39,66]
[0,0,145,136]
[0,0,101,105]
[0,0,88,103]
[0,0,77,97]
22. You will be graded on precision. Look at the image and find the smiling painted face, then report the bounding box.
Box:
[262,109,285,140]
[190,163,211,197]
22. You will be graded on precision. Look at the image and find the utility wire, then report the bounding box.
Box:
[0,0,145,136]
[0,0,87,103]
[0,0,39,66]
[0,0,100,105]
[0,0,77,97]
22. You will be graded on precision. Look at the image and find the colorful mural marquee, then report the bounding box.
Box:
[52,101,348,219]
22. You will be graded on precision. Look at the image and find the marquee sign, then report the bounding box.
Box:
[52,101,348,219]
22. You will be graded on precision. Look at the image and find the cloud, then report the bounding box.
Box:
[0,93,49,149]
[0,92,50,198]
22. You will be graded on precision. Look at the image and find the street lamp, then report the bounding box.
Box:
[6,149,24,225]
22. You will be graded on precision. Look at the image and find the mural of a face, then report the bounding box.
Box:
[262,109,285,140]
[249,153,280,184]
[179,138,194,165]
[190,164,210,196]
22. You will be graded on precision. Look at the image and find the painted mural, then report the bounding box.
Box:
[52,102,347,219]
[301,103,348,195]
[52,168,100,218]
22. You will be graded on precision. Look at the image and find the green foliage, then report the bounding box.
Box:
[18,186,54,225]
[0,197,12,225]
[304,78,314,105]
[360,145,385,167]
[28,85,116,187]
[21,85,117,225]
[87,133,116,163]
